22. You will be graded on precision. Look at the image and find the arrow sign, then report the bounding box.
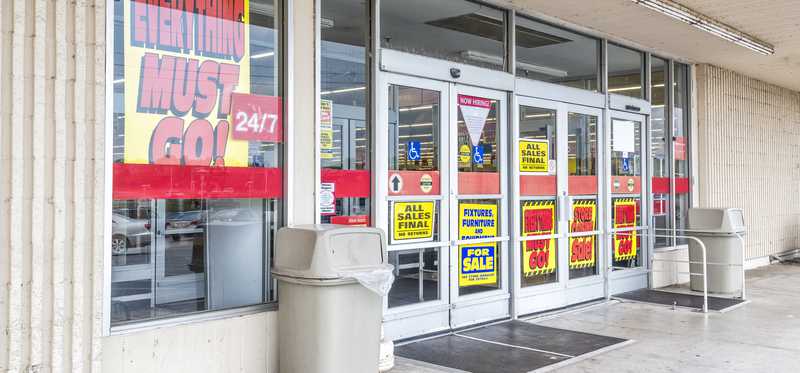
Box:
[389,173,403,193]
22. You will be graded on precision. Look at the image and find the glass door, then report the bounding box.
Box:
[512,95,604,316]
[381,74,451,340]
[379,74,510,339]
[607,111,649,294]
[449,85,510,328]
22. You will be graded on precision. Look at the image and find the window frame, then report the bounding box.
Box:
[103,0,291,336]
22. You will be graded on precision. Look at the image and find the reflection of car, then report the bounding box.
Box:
[111,213,151,255]
[166,210,203,241]
[208,208,259,223]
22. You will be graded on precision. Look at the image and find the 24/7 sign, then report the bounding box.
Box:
[230,93,283,142]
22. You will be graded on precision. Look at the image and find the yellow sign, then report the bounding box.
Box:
[613,198,638,261]
[569,200,597,269]
[519,139,549,173]
[458,144,471,167]
[123,0,251,167]
[320,99,334,159]
[392,201,434,242]
[459,203,498,287]
[521,201,556,276]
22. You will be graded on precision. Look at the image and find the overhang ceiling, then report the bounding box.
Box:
[499,0,800,91]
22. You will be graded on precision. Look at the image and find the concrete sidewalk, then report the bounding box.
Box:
[393,263,800,373]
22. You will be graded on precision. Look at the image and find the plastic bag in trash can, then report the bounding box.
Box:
[339,264,395,296]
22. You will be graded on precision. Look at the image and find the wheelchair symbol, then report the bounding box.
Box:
[407,141,421,161]
[472,145,484,165]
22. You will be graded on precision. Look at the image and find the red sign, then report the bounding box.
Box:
[457,94,493,108]
[330,215,369,227]
[674,136,686,161]
[230,93,283,142]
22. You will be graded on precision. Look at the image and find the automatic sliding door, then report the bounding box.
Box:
[382,76,451,340]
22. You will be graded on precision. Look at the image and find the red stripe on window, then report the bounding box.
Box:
[651,177,690,194]
[113,163,283,200]
[459,172,500,195]
[520,175,556,196]
[321,168,371,198]
[569,176,598,195]
[652,177,670,194]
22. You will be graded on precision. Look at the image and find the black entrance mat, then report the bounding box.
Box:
[395,321,630,373]
[614,288,747,312]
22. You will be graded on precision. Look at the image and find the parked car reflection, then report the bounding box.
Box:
[111,213,151,256]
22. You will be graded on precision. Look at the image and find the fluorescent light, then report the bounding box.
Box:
[609,85,642,92]
[459,50,569,78]
[252,51,275,59]
[631,0,774,55]
[113,78,124,84]
[321,86,365,95]
[399,105,433,112]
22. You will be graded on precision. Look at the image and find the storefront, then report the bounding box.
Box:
[317,0,693,340]
[100,0,693,345]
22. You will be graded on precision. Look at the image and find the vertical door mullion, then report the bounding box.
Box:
[448,83,458,324]
[556,103,569,288]
[509,94,521,317]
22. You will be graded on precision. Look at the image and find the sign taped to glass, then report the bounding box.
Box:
[458,94,491,147]
[124,0,256,167]
[521,201,556,276]
[519,139,549,173]
[613,198,638,261]
[392,201,435,243]
[459,203,498,286]
[569,200,596,269]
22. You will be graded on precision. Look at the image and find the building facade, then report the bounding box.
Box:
[1,0,797,372]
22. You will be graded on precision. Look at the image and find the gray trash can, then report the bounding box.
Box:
[273,225,394,373]
[687,208,746,294]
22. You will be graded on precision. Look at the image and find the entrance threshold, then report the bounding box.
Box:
[395,321,632,373]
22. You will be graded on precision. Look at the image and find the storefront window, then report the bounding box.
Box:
[381,0,507,71]
[111,0,283,326]
[673,63,691,244]
[651,57,671,247]
[611,118,643,269]
[568,113,598,279]
[319,0,371,225]
[515,16,600,91]
[608,44,644,99]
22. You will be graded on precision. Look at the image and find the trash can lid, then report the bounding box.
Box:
[272,224,388,280]
[688,208,746,235]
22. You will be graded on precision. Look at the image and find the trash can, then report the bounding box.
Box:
[273,225,394,373]
[687,208,746,294]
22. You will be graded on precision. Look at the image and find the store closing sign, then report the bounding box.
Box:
[392,201,435,243]
[519,139,549,173]
[569,200,596,269]
[123,0,270,167]
[458,95,492,147]
[613,199,638,261]
[459,203,498,287]
[521,201,556,276]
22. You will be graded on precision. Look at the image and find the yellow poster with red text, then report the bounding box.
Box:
[613,198,638,261]
[521,201,556,276]
[123,0,251,167]
[569,200,596,269]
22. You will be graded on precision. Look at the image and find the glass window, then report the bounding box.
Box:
[320,0,371,225]
[673,63,691,244]
[388,248,441,308]
[381,0,507,70]
[651,57,671,247]
[568,113,598,279]
[608,44,644,98]
[111,0,283,326]
[515,16,599,91]
[611,118,642,268]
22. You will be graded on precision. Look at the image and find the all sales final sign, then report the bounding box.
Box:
[123,0,281,168]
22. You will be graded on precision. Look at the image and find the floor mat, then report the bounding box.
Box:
[395,321,630,373]
[614,288,747,312]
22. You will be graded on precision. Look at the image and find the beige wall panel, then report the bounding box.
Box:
[102,312,278,373]
[696,64,800,260]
